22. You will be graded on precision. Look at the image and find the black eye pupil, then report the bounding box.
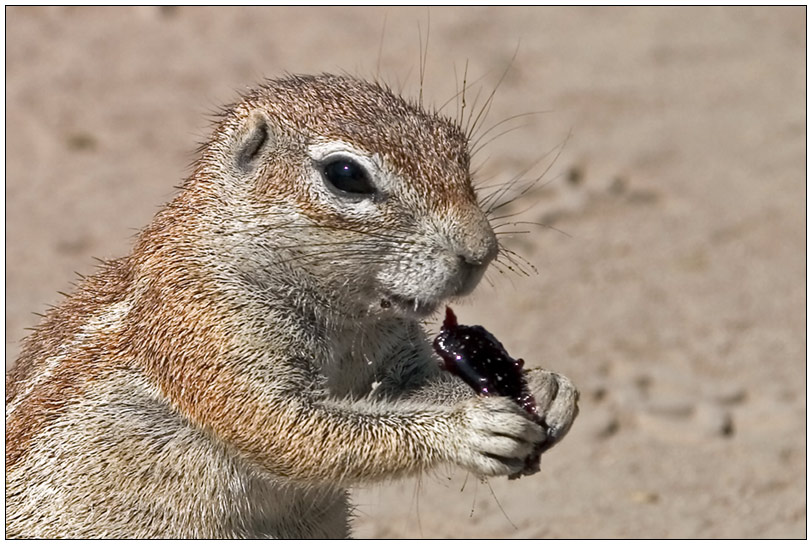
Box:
[323,159,375,195]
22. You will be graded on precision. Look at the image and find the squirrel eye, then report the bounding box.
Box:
[322,158,375,196]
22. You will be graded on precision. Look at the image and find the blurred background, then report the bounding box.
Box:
[5,6,805,538]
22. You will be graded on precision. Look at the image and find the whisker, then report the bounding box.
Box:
[463,86,484,137]
[485,131,571,216]
[499,247,538,275]
[438,62,492,116]
[487,204,541,222]
[470,123,530,160]
[497,253,532,277]
[456,60,469,128]
[485,479,518,531]
[224,219,419,243]
[495,239,535,277]
[469,110,552,154]
[217,218,426,258]
[505,221,573,239]
[494,256,531,278]
[275,252,399,267]
[479,148,554,211]
[466,43,520,141]
[375,12,388,82]
[487,259,511,276]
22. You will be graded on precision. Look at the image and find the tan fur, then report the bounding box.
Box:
[6,74,579,538]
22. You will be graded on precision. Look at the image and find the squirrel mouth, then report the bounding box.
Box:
[380,292,438,317]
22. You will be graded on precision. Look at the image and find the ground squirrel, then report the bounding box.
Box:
[6,74,579,538]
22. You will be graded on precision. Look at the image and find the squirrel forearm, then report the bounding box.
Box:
[203,383,457,485]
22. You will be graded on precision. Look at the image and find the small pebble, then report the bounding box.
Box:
[629,490,659,504]
[607,176,627,195]
[566,165,584,186]
[589,411,620,439]
[589,385,608,403]
[633,373,652,393]
[694,403,734,437]
[66,132,97,151]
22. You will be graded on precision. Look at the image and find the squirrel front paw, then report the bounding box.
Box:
[524,368,580,452]
[450,396,546,477]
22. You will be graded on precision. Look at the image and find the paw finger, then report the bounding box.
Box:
[541,379,580,445]
[469,453,525,477]
[471,434,535,460]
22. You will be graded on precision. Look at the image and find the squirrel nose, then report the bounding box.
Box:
[457,221,499,268]
[457,238,498,268]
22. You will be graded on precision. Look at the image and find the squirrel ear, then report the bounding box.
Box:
[233,111,275,173]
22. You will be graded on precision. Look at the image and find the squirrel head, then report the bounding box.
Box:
[198,74,498,319]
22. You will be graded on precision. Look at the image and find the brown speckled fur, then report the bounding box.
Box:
[6,74,578,538]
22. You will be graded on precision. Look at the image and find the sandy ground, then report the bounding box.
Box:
[5,6,806,538]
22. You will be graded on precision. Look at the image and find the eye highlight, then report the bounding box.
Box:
[321,157,376,196]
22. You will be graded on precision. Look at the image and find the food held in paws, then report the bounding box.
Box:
[433,307,538,417]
